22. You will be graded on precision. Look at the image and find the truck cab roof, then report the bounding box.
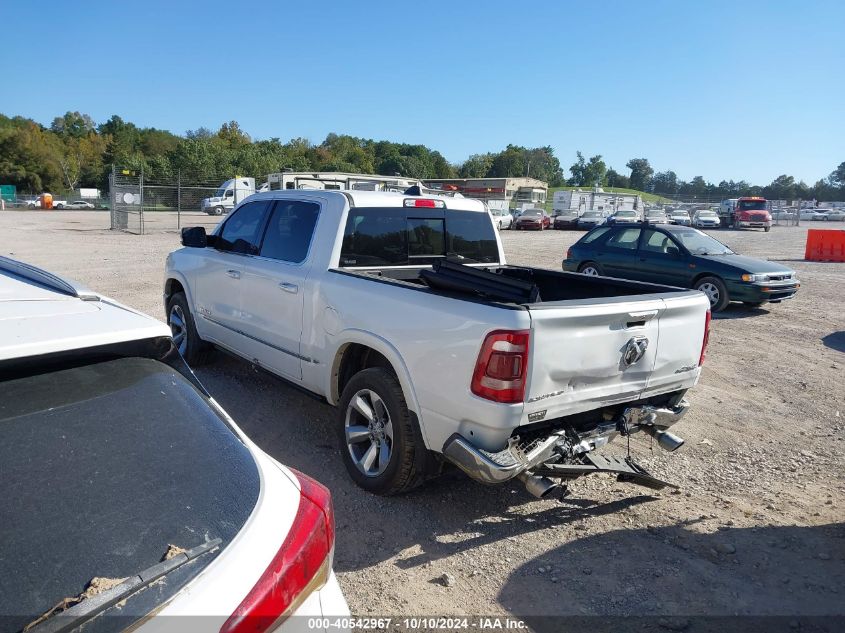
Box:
[245,188,488,213]
[0,257,169,362]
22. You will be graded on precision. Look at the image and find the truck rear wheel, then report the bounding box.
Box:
[338,367,423,496]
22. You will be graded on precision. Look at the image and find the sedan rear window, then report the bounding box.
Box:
[0,357,259,633]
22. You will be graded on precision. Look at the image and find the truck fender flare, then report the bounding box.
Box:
[164,271,195,313]
[328,329,423,420]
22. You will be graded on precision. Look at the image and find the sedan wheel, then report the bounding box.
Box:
[344,388,394,477]
[579,263,600,276]
[695,276,730,312]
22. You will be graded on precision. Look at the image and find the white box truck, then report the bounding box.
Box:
[201,177,256,215]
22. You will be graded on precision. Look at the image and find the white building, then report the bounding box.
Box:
[552,186,642,214]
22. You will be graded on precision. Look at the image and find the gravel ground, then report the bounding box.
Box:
[1,211,843,625]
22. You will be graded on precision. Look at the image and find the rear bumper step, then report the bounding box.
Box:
[442,401,688,490]
[537,454,677,491]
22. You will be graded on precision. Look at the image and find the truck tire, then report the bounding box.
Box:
[167,292,211,365]
[764,226,771,232]
[578,261,602,276]
[694,276,730,312]
[733,219,741,230]
[213,206,225,215]
[338,367,423,496]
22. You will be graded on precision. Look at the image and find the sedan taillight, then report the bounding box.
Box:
[221,469,334,633]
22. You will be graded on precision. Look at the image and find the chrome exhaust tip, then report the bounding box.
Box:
[517,471,560,499]
[644,427,685,452]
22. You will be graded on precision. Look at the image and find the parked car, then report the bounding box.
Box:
[800,209,828,221]
[607,210,641,225]
[0,256,349,633]
[166,190,710,498]
[64,200,96,209]
[823,209,845,221]
[669,210,691,225]
[513,208,551,230]
[563,224,799,311]
[693,209,722,228]
[489,206,513,230]
[576,210,608,229]
[644,209,670,224]
[553,210,581,229]
[771,208,797,221]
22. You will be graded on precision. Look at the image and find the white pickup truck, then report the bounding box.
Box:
[165,189,711,497]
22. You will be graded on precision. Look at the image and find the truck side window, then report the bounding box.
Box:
[217,200,272,255]
[259,201,320,264]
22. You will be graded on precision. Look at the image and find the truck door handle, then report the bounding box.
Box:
[226,269,241,279]
[279,282,299,294]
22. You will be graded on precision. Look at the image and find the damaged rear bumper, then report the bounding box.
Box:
[442,400,690,490]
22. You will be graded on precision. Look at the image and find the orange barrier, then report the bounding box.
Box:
[805,228,845,262]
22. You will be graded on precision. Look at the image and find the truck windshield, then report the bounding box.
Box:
[340,207,500,267]
[738,200,767,211]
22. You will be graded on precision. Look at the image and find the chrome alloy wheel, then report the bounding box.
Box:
[344,389,394,477]
[169,304,188,356]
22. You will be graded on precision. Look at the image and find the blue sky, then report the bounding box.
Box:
[2,0,843,184]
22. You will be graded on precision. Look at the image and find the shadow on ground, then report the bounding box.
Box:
[498,521,844,632]
[193,353,662,574]
[712,303,771,320]
[822,331,845,353]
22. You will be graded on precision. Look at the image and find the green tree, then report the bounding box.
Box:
[50,111,95,138]
[626,158,654,192]
[652,170,678,195]
[459,153,494,178]
[606,168,629,189]
[583,155,607,187]
[568,151,587,185]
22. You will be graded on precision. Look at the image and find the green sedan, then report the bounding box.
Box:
[562,224,800,311]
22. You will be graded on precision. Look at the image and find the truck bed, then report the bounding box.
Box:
[338,261,695,307]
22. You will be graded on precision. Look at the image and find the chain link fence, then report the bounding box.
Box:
[109,166,246,234]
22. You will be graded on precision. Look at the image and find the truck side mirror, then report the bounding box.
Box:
[181,226,208,248]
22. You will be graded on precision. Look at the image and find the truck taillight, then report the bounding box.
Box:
[221,469,334,633]
[698,310,711,366]
[471,330,530,403]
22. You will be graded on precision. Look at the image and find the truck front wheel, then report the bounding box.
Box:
[167,292,211,365]
[213,206,225,215]
[338,367,423,496]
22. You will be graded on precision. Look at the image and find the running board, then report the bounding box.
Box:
[537,454,678,491]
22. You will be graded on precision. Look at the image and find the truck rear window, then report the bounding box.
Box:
[340,207,500,266]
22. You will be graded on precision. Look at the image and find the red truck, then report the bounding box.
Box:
[719,196,772,231]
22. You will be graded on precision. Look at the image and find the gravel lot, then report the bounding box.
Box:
[2,211,843,626]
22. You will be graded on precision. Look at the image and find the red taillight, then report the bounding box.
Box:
[566,248,573,259]
[698,310,711,366]
[403,198,445,208]
[221,469,334,633]
[471,330,530,403]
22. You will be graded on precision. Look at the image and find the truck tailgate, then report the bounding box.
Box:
[524,292,708,420]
